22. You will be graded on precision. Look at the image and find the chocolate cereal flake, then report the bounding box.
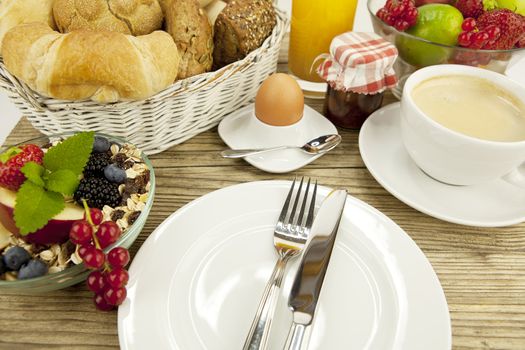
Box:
[127,211,141,226]
[111,209,126,221]
[113,153,128,169]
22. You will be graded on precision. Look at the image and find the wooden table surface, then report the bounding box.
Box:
[1,63,525,349]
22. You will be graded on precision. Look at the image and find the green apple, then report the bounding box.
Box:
[496,0,525,15]
[397,4,464,67]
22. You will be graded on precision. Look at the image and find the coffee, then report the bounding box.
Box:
[412,75,525,142]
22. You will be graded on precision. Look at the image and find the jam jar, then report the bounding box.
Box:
[324,86,384,129]
[317,32,399,129]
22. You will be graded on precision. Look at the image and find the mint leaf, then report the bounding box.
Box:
[21,162,45,187]
[43,132,94,174]
[14,181,65,235]
[45,169,79,196]
[0,147,22,163]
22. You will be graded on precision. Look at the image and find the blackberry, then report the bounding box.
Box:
[84,152,110,177]
[74,177,122,209]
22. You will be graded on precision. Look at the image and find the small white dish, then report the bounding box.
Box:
[218,104,338,173]
[359,103,525,227]
[118,181,451,350]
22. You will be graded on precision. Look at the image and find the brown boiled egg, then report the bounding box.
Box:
[255,73,304,126]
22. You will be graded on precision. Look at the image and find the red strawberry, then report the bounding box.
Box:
[0,144,44,191]
[455,0,484,19]
[477,9,525,49]
[518,36,525,48]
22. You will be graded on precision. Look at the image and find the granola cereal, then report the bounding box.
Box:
[0,136,151,282]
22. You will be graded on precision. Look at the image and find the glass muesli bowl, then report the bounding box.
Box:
[0,133,155,294]
[368,0,525,97]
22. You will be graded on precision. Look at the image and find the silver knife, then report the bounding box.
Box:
[283,189,347,350]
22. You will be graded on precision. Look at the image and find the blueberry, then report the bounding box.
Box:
[18,259,48,280]
[104,164,127,184]
[4,246,30,270]
[0,257,6,274]
[93,136,110,153]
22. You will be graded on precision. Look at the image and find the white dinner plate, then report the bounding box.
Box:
[218,104,338,173]
[359,103,525,227]
[118,181,450,350]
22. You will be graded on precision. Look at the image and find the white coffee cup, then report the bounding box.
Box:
[401,64,525,186]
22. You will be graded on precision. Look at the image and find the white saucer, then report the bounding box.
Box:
[119,181,451,350]
[218,104,338,173]
[359,103,525,227]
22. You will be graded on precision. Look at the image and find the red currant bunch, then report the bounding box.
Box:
[457,18,501,49]
[70,202,130,311]
[376,0,418,31]
[87,247,130,311]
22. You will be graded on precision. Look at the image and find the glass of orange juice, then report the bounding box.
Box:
[288,0,357,96]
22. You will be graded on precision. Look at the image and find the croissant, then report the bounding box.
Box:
[2,23,180,103]
[0,0,56,51]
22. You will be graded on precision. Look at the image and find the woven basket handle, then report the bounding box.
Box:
[0,64,44,111]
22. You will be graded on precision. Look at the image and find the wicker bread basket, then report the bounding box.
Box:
[0,9,288,154]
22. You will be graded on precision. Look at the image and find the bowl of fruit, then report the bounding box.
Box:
[368,0,525,96]
[0,132,155,308]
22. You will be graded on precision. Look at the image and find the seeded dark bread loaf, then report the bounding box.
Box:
[163,0,213,79]
[2,23,180,103]
[53,0,163,36]
[213,0,276,69]
[0,0,56,52]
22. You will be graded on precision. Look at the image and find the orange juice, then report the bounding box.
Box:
[289,0,357,82]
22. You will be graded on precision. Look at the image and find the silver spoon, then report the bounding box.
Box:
[221,134,342,159]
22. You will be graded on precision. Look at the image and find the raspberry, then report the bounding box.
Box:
[455,0,484,19]
[376,0,418,31]
[0,144,44,191]
[477,9,525,49]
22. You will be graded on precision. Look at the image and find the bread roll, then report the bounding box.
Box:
[213,0,276,69]
[164,0,213,79]
[53,0,163,36]
[2,23,180,103]
[0,0,56,52]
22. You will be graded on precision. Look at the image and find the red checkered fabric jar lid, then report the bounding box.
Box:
[317,32,398,95]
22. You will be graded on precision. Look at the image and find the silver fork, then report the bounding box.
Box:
[243,178,317,350]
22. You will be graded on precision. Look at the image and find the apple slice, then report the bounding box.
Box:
[0,219,11,250]
[0,187,84,245]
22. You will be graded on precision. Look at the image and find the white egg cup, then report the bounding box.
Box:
[245,110,312,148]
[218,104,338,173]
